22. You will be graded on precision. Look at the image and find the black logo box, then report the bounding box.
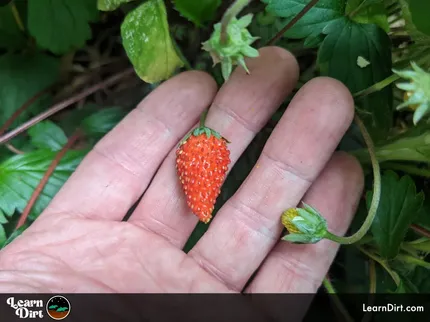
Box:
[0,294,429,322]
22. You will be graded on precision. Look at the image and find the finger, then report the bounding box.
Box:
[188,77,355,291]
[128,47,299,248]
[247,152,364,294]
[41,71,217,222]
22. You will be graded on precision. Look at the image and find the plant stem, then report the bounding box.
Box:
[0,86,53,136]
[406,239,430,252]
[407,237,428,245]
[361,260,376,322]
[369,260,376,293]
[324,231,350,243]
[351,131,430,165]
[353,74,399,98]
[381,162,430,178]
[358,246,400,286]
[15,130,82,230]
[323,276,354,322]
[410,224,430,239]
[400,243,419,257]
[10,2,25,32]
[5,143,24,154]
[397,254,430,269]
[199,109,209,127]
[267,0,319,46]
[0,68,134,145]
[348,1,365,19]
[322,276,336,294]
[355,235,373,246]
[324,114,381,245]
[220,0,251,44]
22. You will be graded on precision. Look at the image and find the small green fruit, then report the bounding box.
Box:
[394,62,430,125]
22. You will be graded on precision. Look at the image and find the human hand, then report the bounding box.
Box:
[0,47,363,296]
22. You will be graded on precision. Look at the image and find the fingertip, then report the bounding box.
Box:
[259,46,300,73]
[134,70,219,128]
[298,76,355,131]
[330,151,365,189]
[169,70,219,98]
[140,70,218,107]
[312,151,365,235]
[245,46,300,84]
[332,151,365,235]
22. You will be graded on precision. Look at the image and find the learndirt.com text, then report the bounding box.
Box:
[363,304,424,313]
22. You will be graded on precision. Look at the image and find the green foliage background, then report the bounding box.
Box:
[1,0,430,316]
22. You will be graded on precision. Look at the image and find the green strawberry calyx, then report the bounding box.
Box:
[202,13,259,81]
[178,110,230,146]
[393,62,430,125]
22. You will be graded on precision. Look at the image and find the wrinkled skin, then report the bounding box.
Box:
[0,47,363,318]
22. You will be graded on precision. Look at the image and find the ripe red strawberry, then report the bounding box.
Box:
[176,126,230,224]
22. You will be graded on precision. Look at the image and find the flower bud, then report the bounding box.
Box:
[202,14,259,81]
[281,203,328,244]
[393,62,430,124]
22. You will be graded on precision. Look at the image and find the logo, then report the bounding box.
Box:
[46,296,71,320]
[6,297,44,319]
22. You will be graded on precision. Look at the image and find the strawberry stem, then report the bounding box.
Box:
[199,109,209,128]
[220,0,252,44]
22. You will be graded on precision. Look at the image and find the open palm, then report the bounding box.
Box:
[0,48,363,300]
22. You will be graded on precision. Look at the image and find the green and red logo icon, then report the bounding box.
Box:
[46,296,71,320]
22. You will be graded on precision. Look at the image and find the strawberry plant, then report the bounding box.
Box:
[0,0,430,317]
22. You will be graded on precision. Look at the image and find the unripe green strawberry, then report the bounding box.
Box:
[176,126,230,224]
[394,62,430,124]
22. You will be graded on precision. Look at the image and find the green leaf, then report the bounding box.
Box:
[121,0,184,83]
[28,0,99,54]
[408,0,430,36]
[28,121,68,151]
[407,266,430,293]
[0,209,8,225]
[81,107,126,137]
[399,0,430,45]
[262,0,345,47]
[184,221,208,253]
[57,307,68,312]
[0,4,26,50]
[0,209,7,246]
[173,0,221,27]
[0,135,34,162]
[414,197,430,230]
[249,11,286,47]
[97,0,135,11]
[317,18,393,141]
[0,150,86,221]
[352,124,430,164]
[2,224,27,249]
[345,0,389,32]
[57,104,100,136]
[0,224,5,246]
[367,171,424,259]
[0,53,59,129]
[395,276,419,293]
